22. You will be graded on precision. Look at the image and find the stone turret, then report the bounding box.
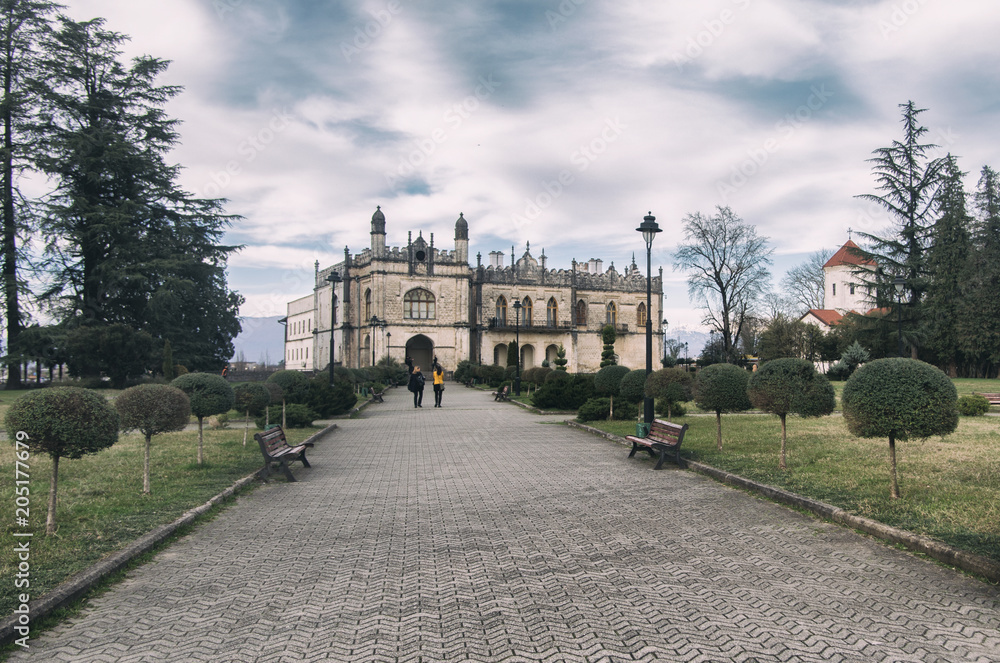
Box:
[454,213,469,264]
[370,206,386,257]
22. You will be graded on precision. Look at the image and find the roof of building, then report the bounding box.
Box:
[823,239,876,268]
[801,309,844,326]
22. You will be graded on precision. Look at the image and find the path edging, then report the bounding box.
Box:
[0,423,339,646]
[566,421,1000,583]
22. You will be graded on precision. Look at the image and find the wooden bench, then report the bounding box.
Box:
[972,392,1000,406]
[369,386,384,403]
[625,419,689,470]
[254,426,314,482]
[493,385,509,401]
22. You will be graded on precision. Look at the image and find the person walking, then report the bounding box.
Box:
[408,365,425,408]
[432,364,445,407]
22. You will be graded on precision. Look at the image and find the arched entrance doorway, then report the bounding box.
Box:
[405,334,434,374]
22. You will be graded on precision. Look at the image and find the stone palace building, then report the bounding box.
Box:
[283,208,664,374]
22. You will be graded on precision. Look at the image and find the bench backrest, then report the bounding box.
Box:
[649,419,688,445]
[255,426,289,456]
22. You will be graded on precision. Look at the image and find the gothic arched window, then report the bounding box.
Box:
[575,299,587,326]
[547,298,558,327]
[522,297,533,327]
[404,288,435,319]
[364,288,372,320]
[606,301,617,326]
[637,302,647,328]
[496,296,507,326]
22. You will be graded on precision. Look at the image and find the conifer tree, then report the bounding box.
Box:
[35,18,242,371]
[1,0,59,387]
[924,155,972,376]
[854,101,945,359]
[957,166,1000,375]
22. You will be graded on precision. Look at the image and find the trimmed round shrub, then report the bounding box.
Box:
[842,358,958,498]
[694,363,752,450]
[531,373,595,410]
[266,370,310,403]
[116,384,191,494]
[577,397,639,422]
[234,383,271,417]
[306,377,358,417]
[644,367,693,419]
[957,394,990,416]
[594,365,631,397]
[255,403,317,429]
[618,369,649,404]
[171,372,236,465]
[545,368,573,383]
[747,358,836,469]
[476,364,506,387]
[6,387,120,533]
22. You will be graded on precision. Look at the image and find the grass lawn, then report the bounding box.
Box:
[584,410,1000,566]
[0,424,322,618]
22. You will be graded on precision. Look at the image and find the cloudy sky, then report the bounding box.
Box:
[61,0,1000,331]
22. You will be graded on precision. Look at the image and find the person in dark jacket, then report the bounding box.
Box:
[408,365,425,408]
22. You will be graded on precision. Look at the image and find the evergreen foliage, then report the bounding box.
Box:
[305,376,357,417]
[594,364,630,419]
[618,369,649,404]
[553,343,568,371]
[35,17,242,372]
[506,339,518,369]
[600,324,617,367]
[162,339,175,380]
[644,367,693,419]
[170,372,235,464]
[747,358,836,469]
[693,363,751,450]
[957,394,990,417]
[842,358,957,497]
[255,404,317,429]
[64,323,154,388]
[115,384,191,493]
[530,373,595,410]
[233,382,271,444]
[5,387,119,533]
[266,370,310,404]
[576,397,638,422]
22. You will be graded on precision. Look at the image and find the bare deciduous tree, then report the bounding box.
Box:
[673,206,773,363]
[781,249,834,313]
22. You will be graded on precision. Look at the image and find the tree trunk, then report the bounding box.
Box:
[243,409,250,445]
[779,413,787,470]
[889,433,899,499]
[143,433,152,494]
[608,395,614,421]
[197,416,204,465]
[282,399,287,430]
[47,455,59,535]
[716,411,723,451]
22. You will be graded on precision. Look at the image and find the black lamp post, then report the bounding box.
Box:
[512,299,522,396]
[326,270,342,386]
[662,318,669,366]
[636,212,661,424]
[893,276,906,357]
[385,331,391,362]
[370,316,381,366]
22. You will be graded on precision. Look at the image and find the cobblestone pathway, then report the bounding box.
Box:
[11,387,1000,662]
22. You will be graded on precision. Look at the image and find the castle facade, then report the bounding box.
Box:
[283,208,664,374]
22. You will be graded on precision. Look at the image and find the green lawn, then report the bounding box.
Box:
[584,410,1000,565]
[0,424,321,618]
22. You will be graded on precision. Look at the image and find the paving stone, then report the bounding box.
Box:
[8,387,1000,662]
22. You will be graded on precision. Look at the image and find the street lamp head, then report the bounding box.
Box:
[513,300,522,310]
[636,211,661,248]
[326,270,342,284]
[893,275,906,294]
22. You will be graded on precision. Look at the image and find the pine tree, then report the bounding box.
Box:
[35,18,242,371]
[854,101,945,359]
[924,155,972,376]
[1,0,60,387]
[957,166,1000,376]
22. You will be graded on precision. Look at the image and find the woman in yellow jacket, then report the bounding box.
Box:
[432,364,445,407]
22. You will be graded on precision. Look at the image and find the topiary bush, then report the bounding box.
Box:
[747,358,836,469]
[654,399,686,418]
[694,363,752,451]
[600,324,617,367]
[594,364,631,420]
[306,377,358,417]
[6,387,120,533]
[645,367,693,420]
[531,373,595,410]
[171,373,236,465]
[233,383,272,445]
[842,358,958,498]
[618,369,649,405]
[255,403,318,429]
[476,364,506,387]
[957,394,990,416]
[266,370,310,404]
[116,384,191,494]
[577,397,639,422]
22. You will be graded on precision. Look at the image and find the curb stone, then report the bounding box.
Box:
[0,423,338,646]
[567,420,1000,583]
